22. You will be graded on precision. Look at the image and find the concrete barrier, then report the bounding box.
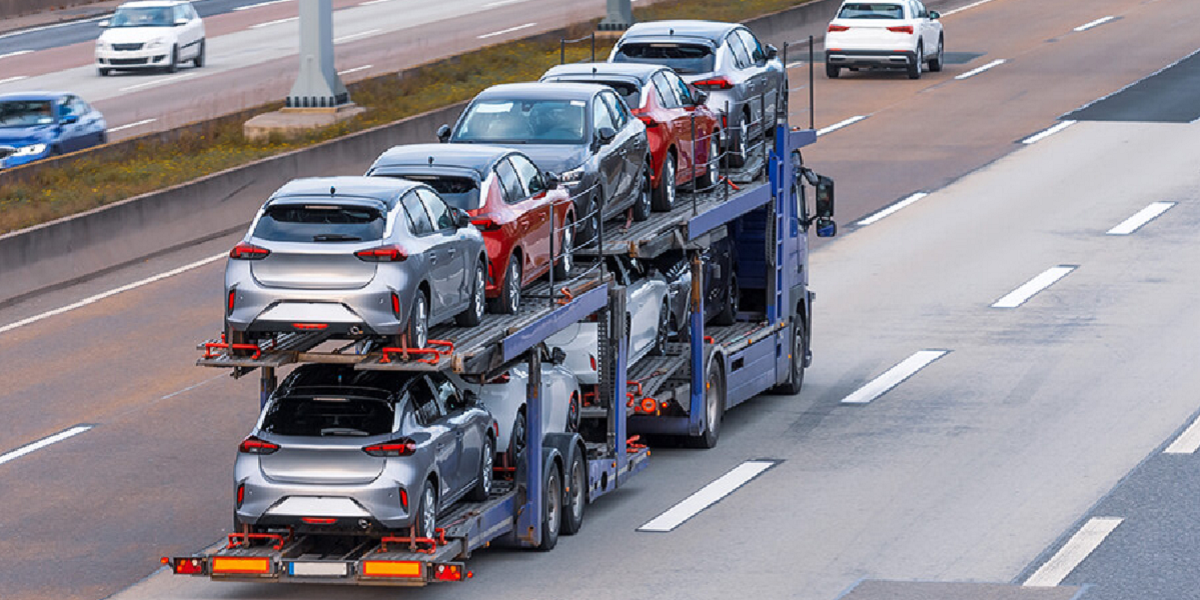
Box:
[1,0,100,21]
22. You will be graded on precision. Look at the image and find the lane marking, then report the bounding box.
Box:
[1022,120,1076,144]
[483,0,528,7]
[338,64,373,75]
[0,425,93,467]
[251,16,298,28]
[857,192,928,226]
[0,252,225,336]
[992,266,1075,308]
[1106,201,1174,235]
[1074,16,1115,32]
[119,73,196,93]
[816,115,866,136]
[234,0,292,10]
[955,58,1006,80]
[786,60,805,69]
[638,460,777,532]
[1024,517,1123,587]
[334,29,380,43]
[0,75,28,85]
[1165,413,1200,454]
[477,22,537,39]
[0,50,32,60]
[0,14,110,40]
[941,0,997,16]
[841,350,947,405]
[107,118,156,133]
[358,0,393,5]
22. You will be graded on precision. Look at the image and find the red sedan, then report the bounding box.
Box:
[541,62,722,212]
[367,144,576,314]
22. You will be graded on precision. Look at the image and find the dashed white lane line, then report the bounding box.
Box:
[477,22,537,39]
[638,460,777,532]
[1107,202,1174,235]
[0,252,225,336]
[786,60,805,69]
[234,0,292,10]
[358,0,392,5]
[840,350,948,405]
[483,0,528,7]
[816,115,866,136]
[1164,413,1200,454]
[0,75,28,85]
[1022,120,1076,144]
[338,64,373,76]
[0,50,32,60]
[942,0,998,16]
[107,118,156,133]
[1024,517,1123,587]
[334,29,380,43]
[857,192,928,226]
[991,266,1075,309]
[119,73,196,93]
[1074,16,1115,32]
[0,425,93,467]
[251,16,298,29]
[955,58,1006,80]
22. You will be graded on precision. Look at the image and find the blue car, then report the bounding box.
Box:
[0,92,107,169]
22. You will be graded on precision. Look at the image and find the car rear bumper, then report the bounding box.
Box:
[826,49,917,68]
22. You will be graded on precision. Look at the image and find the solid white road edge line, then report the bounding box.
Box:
[638,460,777,532]
[857,192,928,226]
[338,64,373,76]
[107,118,157,133]
[0,75,29,85]
[0,252,225,336]
[1022,120,1076,144]
[478,22,537,39]
[250,16,298,29]
[1106,201,1174,235]
[234,0,293,11]
[942,0,997,17]
[334,29,380,43]
[840,350,947,405]
[1074,16,1115,32]
[991,266,1075,309]
[1024,517,1123,587]
[0,425,93,467]
[483,0,528,8]
[955,59,1006,80]
[119,73,196,93]
[1164,413,1200,454]
[816,115,866,136]
[0,50,32,60]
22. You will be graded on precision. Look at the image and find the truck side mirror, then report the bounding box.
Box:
[437,124,451,143]
[815,175,834,218]
[815,218,837,238]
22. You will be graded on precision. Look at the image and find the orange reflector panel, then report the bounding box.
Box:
[211,556,271,574]
[361,560,423,578]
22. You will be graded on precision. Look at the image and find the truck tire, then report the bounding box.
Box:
[536,462,562,550]
[772,323,807,395]
[689,357,724,449]
[561,449,586,535]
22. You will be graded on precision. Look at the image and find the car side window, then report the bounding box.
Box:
[650,73,679,109]
[494,158,525,203]
[188,3,199,19]
[592,96,616,133]
[664,71,695,106]
[726,32,751,69]
[401,191,434,235]
[914,0,928,18]
[737,29,766,64]
[431,375,464,412]
[509,155,545,196]
[417,188,454,231]
[601,91,629,128]
[408,382,444,426]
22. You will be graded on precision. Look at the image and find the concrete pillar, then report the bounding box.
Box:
[597,0,633,31]
[286,0,349,108]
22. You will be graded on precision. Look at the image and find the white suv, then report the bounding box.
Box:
[95,0,205,76]
[824,0,943,79]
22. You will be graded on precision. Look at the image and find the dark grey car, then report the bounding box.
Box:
[610,20,785,168]
[234,364,496,538]
[438,82,651,242]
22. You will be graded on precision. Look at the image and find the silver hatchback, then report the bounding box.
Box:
[225,176,488,349]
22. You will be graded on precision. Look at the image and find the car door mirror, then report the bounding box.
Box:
[550,346,567,365]
[929,10,940,19]
[462,389,480,406]
[455,208,471,229]
[765,44,778,60]
[436,124,451,143]
[544,171,561,188]
[596,126,616,145]
[174,18,188,26]
[692,89,709,105]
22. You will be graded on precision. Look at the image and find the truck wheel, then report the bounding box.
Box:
[773,323,807,395]
[536,463,562,550]
[689,358,724,449]
[561,450,586,535]
[467,436,493,501]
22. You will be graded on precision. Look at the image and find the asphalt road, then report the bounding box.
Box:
[3,0,1200,598]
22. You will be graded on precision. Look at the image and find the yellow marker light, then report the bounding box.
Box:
[361,560,423,578]
[211,557,271,574]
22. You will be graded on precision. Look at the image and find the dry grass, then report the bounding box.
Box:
[0,0,812,234]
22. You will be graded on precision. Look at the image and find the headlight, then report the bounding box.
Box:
[559,166,586,185]
[96,40,107,50]
[14,144,48,157]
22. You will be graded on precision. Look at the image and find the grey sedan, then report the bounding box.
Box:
[234,365,496,538]
[225,176,488,349]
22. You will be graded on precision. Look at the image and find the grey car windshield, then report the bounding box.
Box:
[388,174,482,211]
[838,3,905,18]
[108,6,174,26]
[612,43,715,75]
[262,396,395,436]
[454,99,587,144]
[253,203,386,242]
[0,100,54,127]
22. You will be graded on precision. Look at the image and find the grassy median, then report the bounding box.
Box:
[0,0,812,234]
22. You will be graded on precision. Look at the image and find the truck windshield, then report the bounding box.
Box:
[253,203,386,242]
[261,396,395,437]
[612,43,715,75]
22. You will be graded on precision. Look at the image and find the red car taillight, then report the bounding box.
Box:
[692,77,733,90]
[356,245,407,262]
[887,25,914,34]
[229,242,269,260]
[363,439,417,457]
[238,436,279,455]
[828,24,850,32]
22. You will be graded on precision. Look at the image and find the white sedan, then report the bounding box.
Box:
[824,0,943,79]
[457,363,582,465]
[95,0,206,76]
